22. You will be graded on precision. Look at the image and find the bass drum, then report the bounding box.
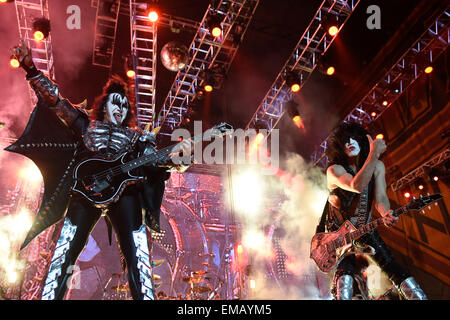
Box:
[151,198,210,299]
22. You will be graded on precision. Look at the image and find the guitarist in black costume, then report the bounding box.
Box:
[7,40,192,300]
[318,122,427,300]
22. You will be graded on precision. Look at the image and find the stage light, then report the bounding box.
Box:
[10,56,20,68]
[328,25,339,36]
[382,100,388,106]
[424,66,433,74]
[148,10,159,22]
[418,184,424,190]
[371,112,377,117]
[326,66,335,76]
[403,191,411,199]
[284,71,301,93]
[126,69,136,78]
[433,176,439,182]
[228,169,266,216]
[0,0,7,4]
[207,14,222,38]
[204,84,213,92]
[376,134,384,140]
[237,244,244,255]
[249,279,256,289]
[32,17,51,41]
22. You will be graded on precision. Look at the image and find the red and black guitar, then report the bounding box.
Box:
[71,123,233,206]
[310,193,443,273]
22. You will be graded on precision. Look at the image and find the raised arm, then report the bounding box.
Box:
[12,39,88,131]
[327,135,386,193]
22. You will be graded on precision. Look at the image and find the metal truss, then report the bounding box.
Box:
[312,8,450,168]
[391,148,450,192]
[14,0,56,106]
[129,0,158,129]
[245,0,360,132]
[91,0,121,69]
[156,0,260,136]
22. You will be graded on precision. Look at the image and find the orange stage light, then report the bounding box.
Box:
[403,192,411,199]
[10,58,20,68]
[34,31,44,41]
[371,112,377,117]
[148,10,159,23]
[212,26,222,37]
[291,83,300,93]
[126,70,136,78]
[204,84,213,92]
[424,66,433,74]
[326,66,335,76]
[382,100,388,106]
[376,134,384,140]
[418,185,424,190]
[328,26,339,36]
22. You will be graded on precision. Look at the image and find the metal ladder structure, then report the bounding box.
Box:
[14,0,56,106]
[245,0,360,132]
[129,0,158,130]
[91,0,122,69]
[311,8,450,168]
[156,0,260,136]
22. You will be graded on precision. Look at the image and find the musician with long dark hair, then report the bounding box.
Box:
[8,40,191,300]
[320,122,427,299]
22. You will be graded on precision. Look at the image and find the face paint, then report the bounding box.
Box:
[104,93,129,125]
[344,137,360,157]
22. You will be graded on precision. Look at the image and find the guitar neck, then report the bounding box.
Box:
[346,206,408,244]
[121,131,211,172]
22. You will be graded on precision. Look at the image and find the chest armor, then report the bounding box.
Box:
[83,120,140,158]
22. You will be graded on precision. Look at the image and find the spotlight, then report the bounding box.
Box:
[206,14,222,38]
[382,100,388,107]
[402,189,411,199]
[371,112,377,117]
[32,17,51,41]
[415,178,426,192]
[429,168,440,182]
[321,12,341,37]
[147,3,159,23]
[10,56,20,68]
[284,71,301,93]
[317,54,335,76]
[376,133,384,140]
[203,69,215,92]
[126,70,136,78]
[326,66,335,76]
[328,25,339,36]
[123,55,135,78]
[424,66,433,74]
[285,100,300,120]
[204,84,213,92]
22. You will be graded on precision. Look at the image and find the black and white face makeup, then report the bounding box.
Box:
[104,93,129,125]
[344,137,361,158]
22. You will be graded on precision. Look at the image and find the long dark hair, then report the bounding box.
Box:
[91,75,137,128]
[326,122,371,171]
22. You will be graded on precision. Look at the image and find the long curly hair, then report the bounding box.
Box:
[90,75,137,128]
[326,122,371,171]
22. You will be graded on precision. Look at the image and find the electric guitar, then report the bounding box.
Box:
[72,123,233,206]
[310,193,443,273]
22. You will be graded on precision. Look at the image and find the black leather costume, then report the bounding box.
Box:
[319,165,411,299]
[6,70,170,300]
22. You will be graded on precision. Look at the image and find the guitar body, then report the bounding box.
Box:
[72,154,144,206]
[310,220,356,273]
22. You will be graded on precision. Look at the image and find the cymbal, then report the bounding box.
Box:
[182,276,203,284]
[111,284,128,291]
[192,286,211,294]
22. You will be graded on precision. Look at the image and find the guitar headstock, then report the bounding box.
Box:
[407,193,443,211]
[208,123,234,138]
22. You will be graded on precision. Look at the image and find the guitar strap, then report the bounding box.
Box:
[354,186,369,228]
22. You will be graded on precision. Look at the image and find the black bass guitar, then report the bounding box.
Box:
[310,193,443,273]
[72,123,233,206]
